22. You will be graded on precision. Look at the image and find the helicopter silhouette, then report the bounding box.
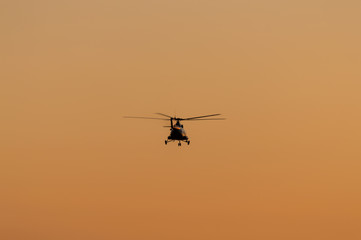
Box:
[124,113,225,146]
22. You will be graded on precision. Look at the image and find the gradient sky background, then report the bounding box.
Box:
[1,0,361,239]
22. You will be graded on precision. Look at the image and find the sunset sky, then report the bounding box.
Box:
[1,0,361,239]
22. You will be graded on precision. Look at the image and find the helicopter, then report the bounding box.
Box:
[124,113,225,146]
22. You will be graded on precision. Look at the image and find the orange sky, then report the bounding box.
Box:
[1,0,361,239]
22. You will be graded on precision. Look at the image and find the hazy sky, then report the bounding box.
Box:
[1,0,361,239]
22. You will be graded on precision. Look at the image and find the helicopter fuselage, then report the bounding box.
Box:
[165,120,190,146]
[168,125,188,141]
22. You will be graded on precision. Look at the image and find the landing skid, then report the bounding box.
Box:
[165,140,190,146]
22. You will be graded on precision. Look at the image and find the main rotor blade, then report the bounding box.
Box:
[186,118,226,121]
[124,116,169,120]
[154,113,172,118]
[182,114,221,120]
